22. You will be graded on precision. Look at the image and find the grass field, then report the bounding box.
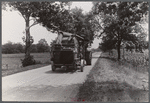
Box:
[2,53,51,77]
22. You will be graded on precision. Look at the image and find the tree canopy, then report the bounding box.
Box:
[2,1,69,66]
[37,5,95,44]
[92,1,148,60]
[2,1,95,66]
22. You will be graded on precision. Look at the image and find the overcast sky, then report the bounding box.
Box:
[2,2,101,49]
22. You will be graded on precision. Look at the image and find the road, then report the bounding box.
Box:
[2,52,101,102]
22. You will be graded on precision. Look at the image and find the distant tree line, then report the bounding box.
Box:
[2,39,50,54]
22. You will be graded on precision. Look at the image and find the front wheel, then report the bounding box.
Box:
[86,52,92,65]
[87,59,91,65]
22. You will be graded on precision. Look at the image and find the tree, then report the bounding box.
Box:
[2,41,14,54]
[2,1,42,66]
[70,7,95,44]
[132,22,148,52]
[13,43,24,53]
[30,44,38,53]
[36,39,49,53]
[2,42,24,54]
[92,2,148,60]
[3,2,44,57]
[2,1,68,66]
[143,41,149,50]
[99,35,117,52]
[37,5,95,45]
[35,2,71,32]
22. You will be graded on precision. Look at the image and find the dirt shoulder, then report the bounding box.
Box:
[77,53,149,102]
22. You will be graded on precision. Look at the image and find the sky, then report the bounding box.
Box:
[2,1,100,49]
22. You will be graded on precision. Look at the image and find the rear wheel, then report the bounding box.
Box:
[80,66,83,72]
[52,65,56,71]
[80,59,84,72]
[65,66,68,71]
[74,63,77,70]
[86,52,92,65]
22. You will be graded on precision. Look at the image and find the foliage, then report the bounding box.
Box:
[106,49,149,73]
[2,1,67,66]
[70,7,95,43]
[36,39,50,53]
[99,39,117,52]
[2,39,50,54]
[21,55,35,67]
[92,1,149,60]
[30,44,38,53]
[37,5,95,45]
[132,22,148,52]
[124,51,149,67]
[143,41,149,50]
[2,1,41,66]
[2,42,24,54]
[34,2,70,31]
[2,1,95,66]
[2,42,14,54]
[2,1,95,56]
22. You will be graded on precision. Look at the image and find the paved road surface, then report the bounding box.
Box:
[2,52,101,102]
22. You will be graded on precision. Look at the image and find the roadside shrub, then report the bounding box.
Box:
[21,55,36,67]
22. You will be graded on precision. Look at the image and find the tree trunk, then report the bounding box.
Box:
[123,47,124,59]
[135,44,138,52]
[117,41,121,60]
[25,17,31,58]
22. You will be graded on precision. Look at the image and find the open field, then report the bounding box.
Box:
[2,53,51,77]
[77,52,149,102]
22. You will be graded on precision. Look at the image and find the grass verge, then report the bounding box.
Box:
[2,53,51,77]
[2,64,50,77]
[76,52,149,102]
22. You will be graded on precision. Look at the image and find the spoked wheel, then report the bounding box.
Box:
[80,66,83,72]
[65,66,68,71]
[87,59,91,65]
[80,59,84,72]
[86,52,92,65]
[74,63,78,70]
[52,65,56,71]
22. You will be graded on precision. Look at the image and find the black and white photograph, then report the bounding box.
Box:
[2,1,149,102]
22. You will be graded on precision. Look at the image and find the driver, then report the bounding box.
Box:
[56,32,63,45]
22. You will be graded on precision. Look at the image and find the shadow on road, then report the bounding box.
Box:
[99,56,117,61]
[45,68,81,74]
[92,57,100,59]
[2,83,81,102]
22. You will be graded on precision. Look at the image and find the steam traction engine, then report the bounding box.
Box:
[50,31,92,72]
